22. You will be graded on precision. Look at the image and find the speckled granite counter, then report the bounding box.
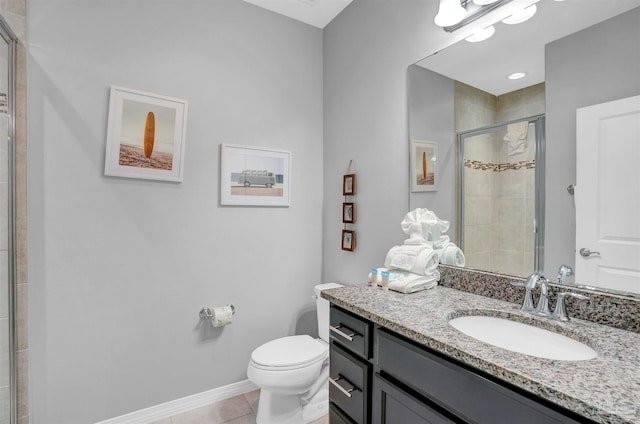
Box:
[322,284,640,424]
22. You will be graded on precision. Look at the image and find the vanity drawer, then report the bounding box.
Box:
[376,328,585,424]
[330,341,370,424]
[330,306,371,359]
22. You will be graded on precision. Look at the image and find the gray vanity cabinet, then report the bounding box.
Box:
[328,304,594,424]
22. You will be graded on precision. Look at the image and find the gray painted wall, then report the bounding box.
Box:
[544,8,640,278]
[322,0,465,285]
[27,1,322,422]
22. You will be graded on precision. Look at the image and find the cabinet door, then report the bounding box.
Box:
[372,374,456,424]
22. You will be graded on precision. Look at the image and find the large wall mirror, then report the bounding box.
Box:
[408,1,640,294]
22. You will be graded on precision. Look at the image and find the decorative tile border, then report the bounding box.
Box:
[464,159,535,172]
[439,265,640,333]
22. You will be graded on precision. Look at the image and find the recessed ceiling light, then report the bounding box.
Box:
[502,4,537,25]
[508,72,527,80]
[465,26,496,42]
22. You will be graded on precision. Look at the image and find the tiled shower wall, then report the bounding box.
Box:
[456,82,544,277]
[0,1,27,423]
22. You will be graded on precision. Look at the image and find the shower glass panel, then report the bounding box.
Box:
[0,18,13,424]
[458,116,544,278]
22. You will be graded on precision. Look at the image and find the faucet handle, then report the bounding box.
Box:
[551,292,589,322]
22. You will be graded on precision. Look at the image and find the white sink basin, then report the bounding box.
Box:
[449,315,597,361]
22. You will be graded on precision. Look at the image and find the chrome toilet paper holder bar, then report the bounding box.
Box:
[199,304,235,320]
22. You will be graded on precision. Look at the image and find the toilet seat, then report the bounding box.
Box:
[250,335,328,371]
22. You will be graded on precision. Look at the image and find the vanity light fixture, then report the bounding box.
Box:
[434,0,467,27]
[465,25,495,42]
[502,4,537,24]
[435,0,512,32]
[508,72,527,80]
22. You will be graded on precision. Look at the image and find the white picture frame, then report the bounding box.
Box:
[220,144,291,207]
[411,140,438,192]
[104,86,188,182]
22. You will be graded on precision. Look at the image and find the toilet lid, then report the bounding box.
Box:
[251,335,328,369]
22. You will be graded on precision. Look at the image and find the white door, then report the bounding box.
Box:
[575,95,640,293]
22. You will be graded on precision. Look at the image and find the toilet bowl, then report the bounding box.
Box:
[247,283,342,424]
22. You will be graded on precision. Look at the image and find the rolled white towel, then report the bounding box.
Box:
[437,243,465,267]
[431,235,450,249]
[384,245,439,276]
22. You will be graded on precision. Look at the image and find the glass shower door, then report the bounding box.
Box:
[458,116,545,278]
[0,19,13,424]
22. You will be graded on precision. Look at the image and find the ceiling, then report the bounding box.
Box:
[242,0,353,28]
[416,0,640,96]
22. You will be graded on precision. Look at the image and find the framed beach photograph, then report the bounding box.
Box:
[104,86,188,182]
[341,230,356,252]
[342,202,356,224]
[411,140,438,192]
[220,144,291,207]
[343,174,356,195]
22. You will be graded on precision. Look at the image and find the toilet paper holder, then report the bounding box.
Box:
[199,304,235,320]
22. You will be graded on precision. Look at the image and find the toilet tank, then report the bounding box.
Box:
[314,283,343,343]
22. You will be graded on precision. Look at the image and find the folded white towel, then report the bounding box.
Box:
[436,242,466,267]
[504,122,530,156]
[404,237,430,245]
[384,245,439,276]
[389,273,439,294]
[369,268,440,285]
[401,209,450,242]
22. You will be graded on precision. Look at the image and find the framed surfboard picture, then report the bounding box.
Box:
[104,86,188,182]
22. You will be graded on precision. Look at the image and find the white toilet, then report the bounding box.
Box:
[247,282,342,424]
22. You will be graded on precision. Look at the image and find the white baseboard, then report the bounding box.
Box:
[95,379,259,424]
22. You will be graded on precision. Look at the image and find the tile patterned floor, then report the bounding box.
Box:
[149,390,329,424]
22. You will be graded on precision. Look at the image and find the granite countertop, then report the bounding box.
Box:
[322,285,640,424]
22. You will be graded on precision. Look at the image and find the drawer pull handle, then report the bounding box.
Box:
[330,324,359,341]
[329,376,356,398]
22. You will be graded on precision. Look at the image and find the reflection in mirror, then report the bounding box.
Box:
[459,113,544,278]
[408,1,640,293]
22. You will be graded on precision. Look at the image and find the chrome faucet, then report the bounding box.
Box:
[513,271,589,321]
[512,272,551,316]
[556,265,574,285]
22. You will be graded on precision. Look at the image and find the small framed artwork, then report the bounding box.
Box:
[343,174,357,195]
[411,140,438,192]
[342,202,356,223]
[341,230,356,251]
[104,86,188,182]
[220,144,291,207]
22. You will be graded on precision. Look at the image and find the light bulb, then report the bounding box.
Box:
[434,0,467,27]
